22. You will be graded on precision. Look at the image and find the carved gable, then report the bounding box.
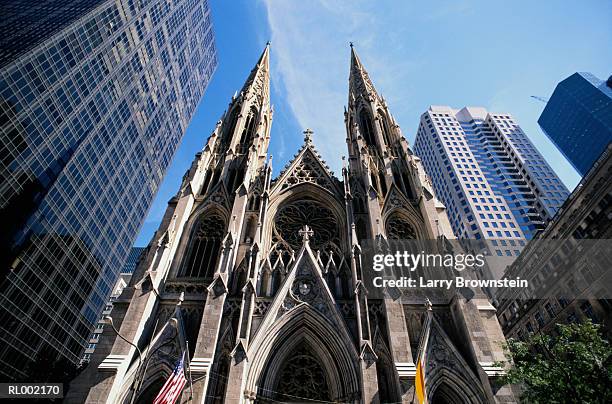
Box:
[273,146,339,194]
[252,237,351,342]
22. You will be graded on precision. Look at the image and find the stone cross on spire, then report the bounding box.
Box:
[303,128,314,144]
[298,225,314,244]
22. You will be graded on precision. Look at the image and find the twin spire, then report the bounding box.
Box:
[239,41,378,110]
[234,42,382,147]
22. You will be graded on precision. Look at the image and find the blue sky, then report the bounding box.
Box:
[134,0,611,246]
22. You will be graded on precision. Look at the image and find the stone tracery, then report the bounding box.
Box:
[273,343,331,401]
[386,213,418,240]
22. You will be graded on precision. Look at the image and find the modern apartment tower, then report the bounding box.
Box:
[538,72,612,176]
[0,0,217,380]
[414,106,569,243]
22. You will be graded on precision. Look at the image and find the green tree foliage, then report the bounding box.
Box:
[499,321,612,403]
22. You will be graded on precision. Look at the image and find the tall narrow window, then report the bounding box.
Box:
[378,171,387,197]
[182,214,225,279]
[238,107,258,149]
[378,109,392,145]
[359,109,376,146]
[220,108,240,150]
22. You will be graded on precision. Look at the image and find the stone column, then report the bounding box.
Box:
[190,276,228,403]
[382,296,415,403]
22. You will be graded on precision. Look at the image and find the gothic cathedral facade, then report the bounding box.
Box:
[69,45,516,403]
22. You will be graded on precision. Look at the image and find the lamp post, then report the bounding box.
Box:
[101,316,143,404]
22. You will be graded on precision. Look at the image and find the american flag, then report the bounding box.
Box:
[153,352,187,404]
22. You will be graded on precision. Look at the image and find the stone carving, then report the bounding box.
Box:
[280,150,335,191]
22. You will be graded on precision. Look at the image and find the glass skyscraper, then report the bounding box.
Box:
[0,0,217,379]
[538,72,612,176]
[414,106,569,242]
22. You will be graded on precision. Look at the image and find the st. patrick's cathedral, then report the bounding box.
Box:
[68,45,517,403]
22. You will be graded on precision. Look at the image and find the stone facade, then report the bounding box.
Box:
[67,45,516,403]
[496,144,612,340]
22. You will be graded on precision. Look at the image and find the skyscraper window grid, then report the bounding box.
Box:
[0,0,217,379]
[414,106,569,243]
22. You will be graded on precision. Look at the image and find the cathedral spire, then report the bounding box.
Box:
[349,44,380,101]
[239,42,270,107]
[203,43,273,197]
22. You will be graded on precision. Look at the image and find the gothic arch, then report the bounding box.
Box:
[130,364,173,404]
[227,158,247,195]
[264,183,347,252]
[264,183,345,242]
[377,108,393,145]
[267,340,332,401]
[133,379,165,404]
[373,330,399,403]
[384,209,425,240]
[220,106,240,149]
[238,106,259,149]
[263,186,348,297]
[244,305,361,402]
[427,368,487,404]
[359,107,377,147]
[116,321,185,404]
[231,258,248,295]
[180,213,226,279]
[168,204,230,280]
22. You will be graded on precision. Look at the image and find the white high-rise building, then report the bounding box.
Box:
[414,106,569,246]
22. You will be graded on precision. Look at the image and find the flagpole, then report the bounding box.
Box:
[186,341,194,401]
[414,297,432,404]
[135,318,159,396]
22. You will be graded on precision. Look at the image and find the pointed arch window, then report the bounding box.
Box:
[182,213,226,279]
[247,193,261,211]
[258,268,270,296]
[243,215,257,243]
[359,108,376,146]
[220,107,240,150]
[378,108,392,145]
[232,266,247,295]
[378,171,388,197]
[386,214,417,240]
[238,107,258,150]
[227,160,247,195]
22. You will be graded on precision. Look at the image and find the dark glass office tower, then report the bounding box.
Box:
[0,0,217,379]
[538,72,612,176]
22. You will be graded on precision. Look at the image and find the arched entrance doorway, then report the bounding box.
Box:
[271,342,331,402]
[430,381,461,404]
[246,305,361,403]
